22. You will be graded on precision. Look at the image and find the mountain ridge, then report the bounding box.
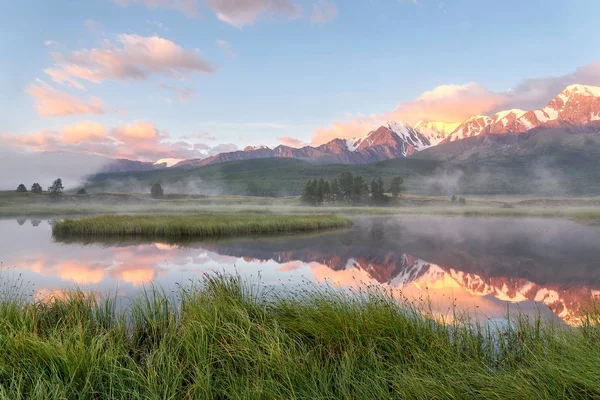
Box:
[170,83,600,168]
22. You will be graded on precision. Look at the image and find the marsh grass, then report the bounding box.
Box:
[52,214,353,239]
[1,274,600,399]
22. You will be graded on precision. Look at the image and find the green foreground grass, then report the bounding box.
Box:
[52,214,353,239]
[2,275,600,399]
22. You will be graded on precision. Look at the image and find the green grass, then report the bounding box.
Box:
[52,214,353,239]
[2,274,600,399]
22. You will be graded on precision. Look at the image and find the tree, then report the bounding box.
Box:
[48,179,64,197]
[338,172,354,204]
[31,183,43,194]
[150,183,164,199]
[330,179,341,203]
[451,195,457,203]
[323,180,332,203]
[352,175,368,205]
[389,176,405,198]
[458,197,466,206]
[16,184,27,193]
[76,188,87,195]
[301,180,317,205]
[370,177,387,205]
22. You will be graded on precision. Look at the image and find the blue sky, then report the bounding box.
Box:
[1,0,599,160]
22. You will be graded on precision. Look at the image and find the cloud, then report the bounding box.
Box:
[206,143,238,156]
[310,0,338,24]
[84,19,104,34]
[44,40,57,46]
[113,0,299,26]
[497,61,600,112]
[113,0,202,18]
[46,34,214,89]
[182,132,217,140]
[312,61,600,145]
[159,83,196,102]
[312,116,379,145]
[206,0,299,27]
[1,121,235,162]
[62,122,106,143]
[216,39,236,57]
[278,136,304,147]
[27,80,105,117]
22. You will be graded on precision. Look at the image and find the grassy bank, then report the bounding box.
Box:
[52,214,353,239]
[1,275,600,399]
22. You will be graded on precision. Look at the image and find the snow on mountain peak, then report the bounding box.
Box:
[414,120,460,146]
[154,158,184,167]
[243,145,270,151]
[563,84,600,97]
[494,109,526,120]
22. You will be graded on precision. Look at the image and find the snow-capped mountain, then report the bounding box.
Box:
[445,84,600,142]
[175,122,431,167]
[413,121,460,145]
[160,84,600,168]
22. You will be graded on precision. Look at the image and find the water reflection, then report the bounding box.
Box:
[2,216,600,325]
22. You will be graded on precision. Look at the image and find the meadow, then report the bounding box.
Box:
[1,274,600,399]
[3,191,600,225]
[52,214,353,239]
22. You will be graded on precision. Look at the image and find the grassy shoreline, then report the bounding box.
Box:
[1,275,600,399]
[52,214,353,239]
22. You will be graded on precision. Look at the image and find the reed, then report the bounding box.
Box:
[1,274,600,399]
[52,213,353,239]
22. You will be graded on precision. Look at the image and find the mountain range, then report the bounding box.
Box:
[169,84,600,168]
[84,83,600,196]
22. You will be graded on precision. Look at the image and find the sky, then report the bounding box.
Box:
[1,0,600,162]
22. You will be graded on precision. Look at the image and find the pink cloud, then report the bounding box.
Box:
[113,0,202,18]
[27,80,105,117]
[312,116,379,145]
[113,0,299,26]
[1,121,235,162]
[310,0,338,24]
[62,122,106,144]
[278,136,304,147]
[46,34,214,89]
[206,0,299,27]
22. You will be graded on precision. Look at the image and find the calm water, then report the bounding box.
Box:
[2,216,600,324]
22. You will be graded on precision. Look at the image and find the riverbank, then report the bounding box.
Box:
[52,214,353,239]
[1,275,599,399]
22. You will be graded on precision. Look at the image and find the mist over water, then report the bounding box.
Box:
[2,215,600,324]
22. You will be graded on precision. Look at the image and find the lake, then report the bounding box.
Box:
[2,216,600,325]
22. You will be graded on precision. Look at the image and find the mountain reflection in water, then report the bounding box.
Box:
[2,216,600,325]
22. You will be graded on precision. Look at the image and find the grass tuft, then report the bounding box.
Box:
[1,274,600,398]
[52,214,353,239]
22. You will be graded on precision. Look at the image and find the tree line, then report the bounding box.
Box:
[15,179,68,197]
[301,172,404,206]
